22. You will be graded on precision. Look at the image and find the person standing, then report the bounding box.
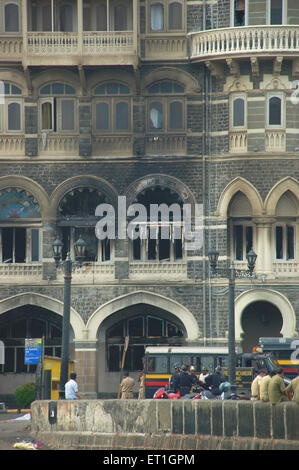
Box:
[120,371,135,399]
[205,366,225,396]
[285,372,299,405]
[138,370,145,399]
[65,372,81,400]
[250,369,266,400]
[180,364,194,397]
[169,363,181,393]
[268,368,288,404]
[199,367,209,387]
[260,370,276,402]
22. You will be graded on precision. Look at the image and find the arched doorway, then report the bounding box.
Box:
[241,301,283,353]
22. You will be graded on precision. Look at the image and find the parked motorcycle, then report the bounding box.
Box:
[153,386,180,399]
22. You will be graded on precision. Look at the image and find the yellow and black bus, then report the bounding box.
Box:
[258,337,299,379]
[144,345,283,398]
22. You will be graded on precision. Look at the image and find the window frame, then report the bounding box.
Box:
[39,96,77,133]
[230,221,254,262]
[231,0,248,27]
[93,97,131,134]
[0,226,41,263]
[266,92,284,128]
[4,1,20,33]
[267,0,285,26]
[148,0,185,33]
[274,223,296,261]
[0,97,23,133]
[147,96,185,133]
[230,93,247,129]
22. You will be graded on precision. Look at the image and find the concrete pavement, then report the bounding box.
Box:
[0,413,53,450]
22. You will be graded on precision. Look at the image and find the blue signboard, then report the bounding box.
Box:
[25,339,42,365]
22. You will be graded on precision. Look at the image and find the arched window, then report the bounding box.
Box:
[5,3,19,32]
[150,3,164,31]
[231,95,246,128]
[57,187,110,262]
[168,2,182,30]
[268,94,283,127]
[0,188,41,264]
[147,81,184,133]
[228,191,254,261]
[274,191,297,261]
[0,82,23,133]
[39,83,76,132]
[106,309,184,371]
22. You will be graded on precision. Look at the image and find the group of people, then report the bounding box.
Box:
[251,368,299,404]
[170,363,223,397]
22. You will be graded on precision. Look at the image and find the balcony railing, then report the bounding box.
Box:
[189,25,299,60]
[144,34,187,60]
[0,136,25,156]
[0,263,42,280]
[146,134,186,156]
[265,130,286,152]
[129,261,187,280]
[229,131,247,153]
[0,35,22,60]
[25,31,137,65]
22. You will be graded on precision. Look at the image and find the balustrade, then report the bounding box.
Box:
[129,261,187,280]
[146,135,186,155]
[0,136,25,156]
[229,131,247,153]
[265,130,286,152]
[190,26,299,59]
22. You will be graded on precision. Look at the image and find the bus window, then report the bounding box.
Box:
[201,356,215,373]
[170,356,191,371]
[147,356,168,373]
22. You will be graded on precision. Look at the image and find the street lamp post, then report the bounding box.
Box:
[208,248,257,391]
[52,236,87,399]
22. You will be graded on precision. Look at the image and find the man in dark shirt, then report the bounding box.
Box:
[205,366,225,396]
[169,363,181,392]
[180,364,194,397]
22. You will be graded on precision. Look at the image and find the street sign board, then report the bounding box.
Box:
[25,338,42,365]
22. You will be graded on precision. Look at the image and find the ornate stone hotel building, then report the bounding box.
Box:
[0,0,298,398]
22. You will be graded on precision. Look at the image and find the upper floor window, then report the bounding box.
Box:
[230,94,246,128]
[39,82,76,132]
[270,0,283,25]
[267,93,283,127]
[149,1,184,32]
[275,191,297,261]
[0,188,41,264]
[4,2,19,32]
[147,81,185,132]
[93,82,131,133]
[0,82,23,133]
[233,0,246,26]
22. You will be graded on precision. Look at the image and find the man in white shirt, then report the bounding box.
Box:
[65,372,81,399]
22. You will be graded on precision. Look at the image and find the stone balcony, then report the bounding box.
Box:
[0,263,42,281]
[189,25,299,69]
[0,31,138,67]
[129,261,187,281]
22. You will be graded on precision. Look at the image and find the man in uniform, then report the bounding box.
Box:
[268,368,288,404]
[260,370,276,402]
[120,371,135,399]
[180,364,194,397]
[285,371,299,404]
[169,363,181,393]
[251,369,266,400]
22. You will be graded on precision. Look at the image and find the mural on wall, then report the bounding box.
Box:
[0,188,41,218]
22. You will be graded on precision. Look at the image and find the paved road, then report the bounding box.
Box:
[0,413,54,451]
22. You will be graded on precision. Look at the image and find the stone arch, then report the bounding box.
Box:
[264,177,299,217]
[235,288,297,341]
[142,67,200,94]
[32,68,81,96]
[88,69,137,95]
[0,175,50,219]
[0,69,28,95]
[50,175,119,217]
[125,174,196,208]
[216,177,263,218]
[86,290,201,341]
[0,292,85,340]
